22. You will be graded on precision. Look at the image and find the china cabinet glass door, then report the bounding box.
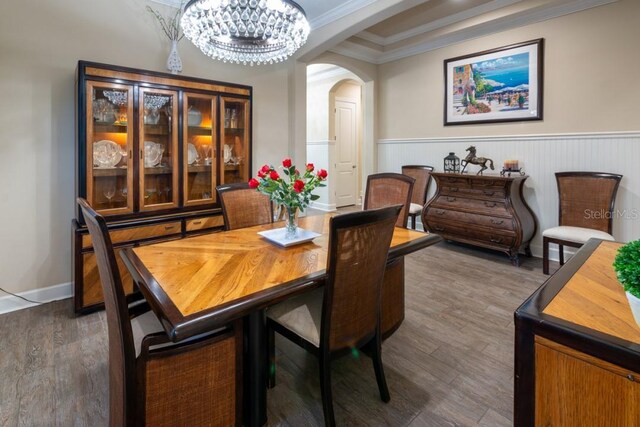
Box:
[184,93,217,205]
[220,97,250,185]
[139,88,179,211]
[86,82,134,215]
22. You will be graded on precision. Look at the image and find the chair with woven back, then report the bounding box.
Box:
[542,172,623,274]
[77,198,242,426]
[266,205,402,426]
[217,182,273,230]
[363,172,414,339]
[401,165,434,230]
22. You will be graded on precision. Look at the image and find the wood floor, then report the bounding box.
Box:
[0,240,547,426]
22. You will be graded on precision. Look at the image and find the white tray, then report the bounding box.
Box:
[257,227,321,247]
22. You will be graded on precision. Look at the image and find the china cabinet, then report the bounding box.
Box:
[73,61,252,313]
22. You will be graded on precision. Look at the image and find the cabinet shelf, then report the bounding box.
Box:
[144,124,170,136]
[94,167,128,177]
[188,126,213,136]
[144,166,173,175]
[94,123,127,133]
[188,165,213,173]
[224,128,244,135]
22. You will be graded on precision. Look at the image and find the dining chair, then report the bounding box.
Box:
[266,205,402,426]
[542,172,622,274]
[401,165,434,230]
[364,172,414,228]
[78,198,242,426]
[363,172,414,340]
[217,182,273,230]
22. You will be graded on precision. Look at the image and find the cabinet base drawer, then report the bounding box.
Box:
[82,221,182,248]
[430,196,509,216]
[186,215,224,232]
[426,219,516,248]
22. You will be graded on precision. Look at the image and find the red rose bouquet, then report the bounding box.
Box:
[249,158,327,237]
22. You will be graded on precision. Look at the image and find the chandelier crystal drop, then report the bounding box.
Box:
[180,0,310,66]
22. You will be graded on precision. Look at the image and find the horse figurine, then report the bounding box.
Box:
[461,146,494,175]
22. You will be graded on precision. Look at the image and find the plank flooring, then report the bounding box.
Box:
[0,226,547,426]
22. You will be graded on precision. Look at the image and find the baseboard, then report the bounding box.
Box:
[529,243,576,262]
[309,201,337,212]
[0,282,72,315]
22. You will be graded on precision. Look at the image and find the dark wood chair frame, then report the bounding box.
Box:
[401,165,435,229]
[78,198,243,426]
[266,205,402,426]
[542,172,622,275]
[217,182,274,231]
[364,172,415,228]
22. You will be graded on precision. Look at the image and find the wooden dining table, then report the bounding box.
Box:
[121,213,441,426]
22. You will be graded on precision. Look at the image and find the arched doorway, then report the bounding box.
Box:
[306,63,370,210]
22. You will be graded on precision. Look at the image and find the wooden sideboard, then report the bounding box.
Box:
[514,239,640,426]
[423,172,536,265]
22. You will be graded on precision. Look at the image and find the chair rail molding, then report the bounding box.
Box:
[377,131,640,262]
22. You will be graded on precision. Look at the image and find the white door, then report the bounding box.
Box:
[334,100,357,207]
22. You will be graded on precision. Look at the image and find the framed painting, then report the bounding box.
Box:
[444,39,543,125]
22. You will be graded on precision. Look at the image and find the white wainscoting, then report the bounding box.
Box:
[307,140,336,211]
[377,132,640,260]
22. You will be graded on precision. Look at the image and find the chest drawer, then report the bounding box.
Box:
[427,218,516,248]
[186,215,225,232]
[440,185,506,200]
[82,221,182,248]
[425,206,515,231]
[431,195,509,216]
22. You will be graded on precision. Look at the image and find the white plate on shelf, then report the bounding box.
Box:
[93,140,122,168]
[187,143,198,165]
[257,228,321,247]
[144,141,162,167]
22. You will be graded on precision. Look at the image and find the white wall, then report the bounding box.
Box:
[375,0,640,256]
[0,0,292,298]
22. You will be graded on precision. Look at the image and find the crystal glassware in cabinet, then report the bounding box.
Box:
[139,88,179,211]
[183,93,217,206]
[220,97,250,184]
[87,82,134,215]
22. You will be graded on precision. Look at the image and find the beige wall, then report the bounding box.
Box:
[0,0,291,295]
[377,0,640,139]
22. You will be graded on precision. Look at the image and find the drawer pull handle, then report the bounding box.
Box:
[192,221,202,225]
[446,197,456,202]
[627,374,635,382]
[484,190,495,196]
[164,225,176,230]
[490,236,503,243]
[484,201,497,208]
[490,219,504,225]
[450,187,459,192]
[435,209,446,215]
[433,226,445,232]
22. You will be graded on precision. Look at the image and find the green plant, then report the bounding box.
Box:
[613,239,640,298]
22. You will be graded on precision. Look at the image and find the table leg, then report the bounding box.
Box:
[244,309,267,426]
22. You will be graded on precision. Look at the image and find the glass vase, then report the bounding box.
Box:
[284,206,298,239]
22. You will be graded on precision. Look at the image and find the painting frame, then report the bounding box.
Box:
[444,39,544,126]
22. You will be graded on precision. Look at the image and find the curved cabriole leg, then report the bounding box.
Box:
[319,354,336,427]
[525,244,533,257]
[371,333,391,403]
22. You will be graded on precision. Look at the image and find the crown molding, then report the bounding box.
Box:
[336,0,617,64]
[309,0,379,30]
[356,0,523,46]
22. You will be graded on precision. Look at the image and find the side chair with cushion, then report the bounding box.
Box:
[78,198,242,426]
[542,172,622,274]
[401,165,434,230]
[364,172,415,228]
[266,205,402,426]
[217,182,273,231]
[363,172,414,339]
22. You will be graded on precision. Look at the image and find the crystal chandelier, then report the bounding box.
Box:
[180,0,310,66]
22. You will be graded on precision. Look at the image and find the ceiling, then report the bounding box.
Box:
[150,0,617,65]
